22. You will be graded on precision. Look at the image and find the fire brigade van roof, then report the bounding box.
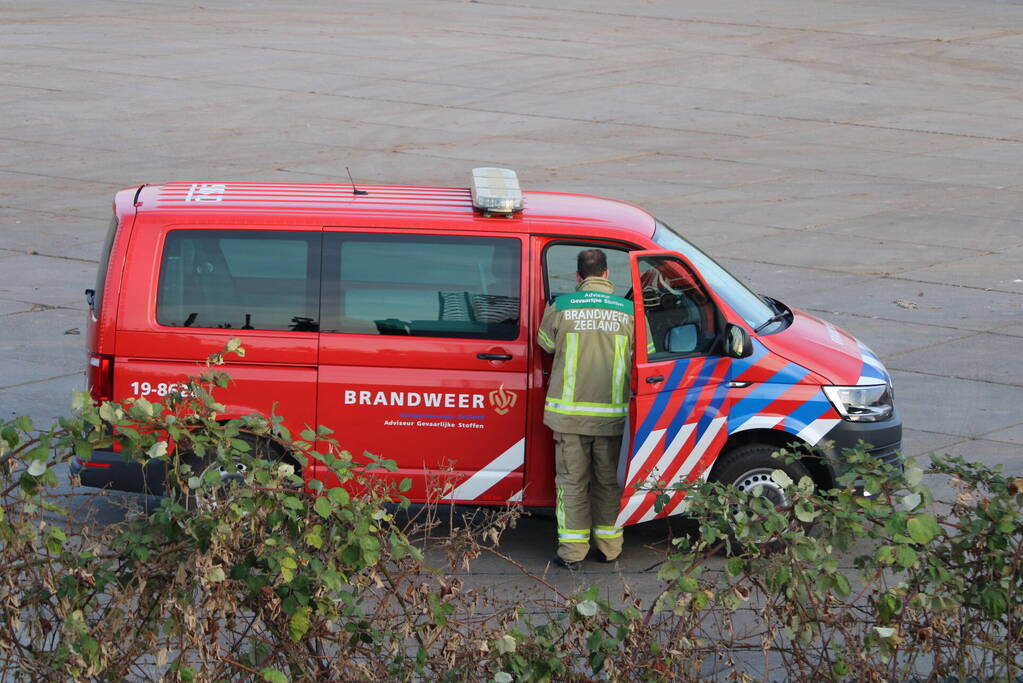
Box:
[130,180,656,238]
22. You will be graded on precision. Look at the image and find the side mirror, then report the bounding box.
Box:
[724,323,753,359]
[665,324,698,354]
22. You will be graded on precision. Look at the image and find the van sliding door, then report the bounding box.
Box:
[315,230,529,504]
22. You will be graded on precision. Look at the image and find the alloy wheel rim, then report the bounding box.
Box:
[732,468,788,507]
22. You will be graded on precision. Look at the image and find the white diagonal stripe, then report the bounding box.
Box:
[665,465,714,518]
[443,438,525,501]
[670,417,725,487]
[615,492,646,528]
[647,423,696,483]
[615,429,666,527]
[624,428,665,485]
[797,418,840,445]
[641,417,726,523]
[729,415,783,433]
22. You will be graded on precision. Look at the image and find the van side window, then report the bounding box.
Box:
[322,234,521,340]
[157,230,320,332]
[637,255,719,358]
[543,243,630,301]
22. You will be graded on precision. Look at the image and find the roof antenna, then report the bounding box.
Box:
[346,167,369,196]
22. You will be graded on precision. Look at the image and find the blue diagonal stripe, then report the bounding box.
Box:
[782,390,832,436]
[695,363,731,437]
[860,364,888,382]
[728,339,769,381]
[632,359,689,455]
[728,363,810,431]
[664,357,722,446]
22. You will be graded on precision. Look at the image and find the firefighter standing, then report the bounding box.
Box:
[538,249,636,569]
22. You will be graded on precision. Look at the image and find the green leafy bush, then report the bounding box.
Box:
[1,342,1019,681]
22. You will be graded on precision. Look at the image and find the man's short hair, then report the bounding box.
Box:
[577,249,608,278]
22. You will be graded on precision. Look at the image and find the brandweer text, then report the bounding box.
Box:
[344,390,485,409]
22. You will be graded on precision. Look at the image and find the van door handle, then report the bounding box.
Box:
[646,375,664,384]
[477,353,513,361]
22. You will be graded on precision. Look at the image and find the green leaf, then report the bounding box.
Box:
[576,599,598,617]
[73,440,93,460]
[280,556,297,583]
[147,441,168,460]
[1,425,19,447]
[71,391,89,411]
[206,566,226,583]
[906,514,939,545]
[980,587,1008,617]
[873,626,896,639]
[771,469,792,488]
[895,545,918,569]
[289,607,311,641]
[677,576,699,593]
[314,496,331,518]
[833,573,851,599]
[261,669,289,683]
[877,592,900,622]
[99,402,121,423]
[904,465,923,486]
[794,501,820,523]
[494,634,516,654]
[27,459,47,477]
[135,396,154,417]
[901,492,922,511]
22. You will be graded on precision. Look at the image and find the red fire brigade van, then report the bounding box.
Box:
[74,169,901,527]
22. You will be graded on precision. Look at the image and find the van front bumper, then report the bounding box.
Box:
[818,406,903,484]
[70,450,166,495]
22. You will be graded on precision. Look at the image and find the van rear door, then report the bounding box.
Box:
[113,227,321,462]
[315,230,528,503]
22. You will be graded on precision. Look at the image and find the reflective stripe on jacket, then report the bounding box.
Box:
[538,277,636,436]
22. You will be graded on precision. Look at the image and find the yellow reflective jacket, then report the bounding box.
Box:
[538,277,636,436]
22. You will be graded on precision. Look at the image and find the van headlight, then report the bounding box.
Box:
[823,384,893,422]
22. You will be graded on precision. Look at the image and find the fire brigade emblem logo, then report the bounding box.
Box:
[489,384,517,415]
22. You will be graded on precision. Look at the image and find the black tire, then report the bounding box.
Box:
[175,434,300,511]
[709,443,811,509]
[707,444,813,554]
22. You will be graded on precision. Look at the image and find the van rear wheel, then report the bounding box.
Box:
[175,435,301,511]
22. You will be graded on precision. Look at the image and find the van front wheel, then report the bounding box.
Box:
[709,443,810,510]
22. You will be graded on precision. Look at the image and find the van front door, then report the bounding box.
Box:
[316,230,528,503]
[616,250,731,527]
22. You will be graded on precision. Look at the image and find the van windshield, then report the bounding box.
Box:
[652,220,775,330]
[93,217,118,316]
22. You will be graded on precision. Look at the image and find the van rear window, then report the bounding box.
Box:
[321,234,521,340]
[157,230,320,332]
[93,216,119,316]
